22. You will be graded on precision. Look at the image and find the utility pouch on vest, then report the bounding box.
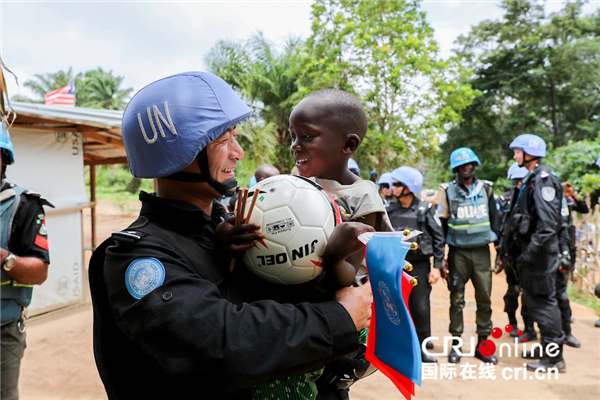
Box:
[415,206,433,257]
[567,225,576,250]
[450,198,459,217]
[506,213,522,236]
[519,215,530,236]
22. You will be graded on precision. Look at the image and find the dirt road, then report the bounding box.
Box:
[18,200,600,399]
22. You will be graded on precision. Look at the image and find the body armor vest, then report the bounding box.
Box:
[388,199,433,259]
[446,180,497,248]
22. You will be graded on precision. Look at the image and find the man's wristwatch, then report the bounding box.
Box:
[3,253,17,272]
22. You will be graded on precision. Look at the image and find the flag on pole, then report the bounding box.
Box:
[44,83,75,106]
[362,232,422,400]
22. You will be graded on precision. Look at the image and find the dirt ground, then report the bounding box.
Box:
[18,199,600,400]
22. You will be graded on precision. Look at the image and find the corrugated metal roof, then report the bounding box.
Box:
[10,101,127,165]
[11,101,124,129]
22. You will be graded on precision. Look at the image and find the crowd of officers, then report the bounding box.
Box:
[378,133,582,374]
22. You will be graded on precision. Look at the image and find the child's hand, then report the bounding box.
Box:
[216,216,265,259]
[324,222,375,264]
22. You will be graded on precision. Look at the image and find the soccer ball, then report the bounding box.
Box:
[242,175,341,285]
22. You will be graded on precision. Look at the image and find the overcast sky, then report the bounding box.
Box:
[1,0,598,100]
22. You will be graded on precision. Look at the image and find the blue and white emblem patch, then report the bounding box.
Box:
[378,281,401,326]
[125,258,166,299]
[542,187,556,202]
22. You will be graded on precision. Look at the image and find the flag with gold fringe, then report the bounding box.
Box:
[361,232,422,399]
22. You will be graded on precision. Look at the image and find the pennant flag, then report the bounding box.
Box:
[364,233,422,399]
[44,83,75,106]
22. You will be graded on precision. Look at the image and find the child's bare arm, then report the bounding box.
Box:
[323,221,375,286]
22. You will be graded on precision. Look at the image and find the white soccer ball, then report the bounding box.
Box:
[242,175,341,285]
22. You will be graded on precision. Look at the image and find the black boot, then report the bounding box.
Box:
[563,334,581,348]
[448,338,461,364]
[474,336,498,364]
[507,313,519,338]
[421,350,438,363]
[526,343,566,373]
[518,328,538,343]
[426,341,434,350]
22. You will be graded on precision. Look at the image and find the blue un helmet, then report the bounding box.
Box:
[509,134,546,158]
[348,158,360,176]
[507,162,528,180]
[378,172,393,187]
[122,72,252,196]
[450,147,481,173]
[1,125,15,165]
[390,166,423,194]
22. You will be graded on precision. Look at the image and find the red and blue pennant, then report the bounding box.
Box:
[364,233,422,399]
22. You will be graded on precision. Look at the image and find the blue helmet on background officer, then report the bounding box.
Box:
[377,172,394,208]
[348,158,360,176]
[500,133,567,373]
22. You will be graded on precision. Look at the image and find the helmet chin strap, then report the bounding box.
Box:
[518,155,540,168]
[163,148,238,197]
[394,186,413,198]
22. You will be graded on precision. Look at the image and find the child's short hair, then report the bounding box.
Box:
[306,89,368,139]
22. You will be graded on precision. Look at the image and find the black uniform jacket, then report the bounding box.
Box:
[89,192,358,400]
[506,163,563,257]
[387,197,445,269]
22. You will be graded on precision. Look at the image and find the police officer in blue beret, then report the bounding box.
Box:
[88,72,372,399]
[498,134,566,373]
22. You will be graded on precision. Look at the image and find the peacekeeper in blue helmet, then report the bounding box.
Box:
[495,163,533,341]
[88,72,373,400]
[497,134,566,373]
[1,126,53,400]
[555,179,588,350]
[386,166,445,364]
[377,172,394,209]
[437,147,500,365]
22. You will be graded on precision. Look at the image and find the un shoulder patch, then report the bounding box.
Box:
[542,187,556,202]
[125,258,166,299]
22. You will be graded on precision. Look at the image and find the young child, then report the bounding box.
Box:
[252,89,393,399]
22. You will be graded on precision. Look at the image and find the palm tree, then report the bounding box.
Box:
[205,32,301,172]
[18,67,132,110]
[77,68,133,110]
[22,68,81,103]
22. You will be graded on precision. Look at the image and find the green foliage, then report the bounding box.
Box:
[85,165,154,201]
[446,0,600,186]
[22,67,81,102]
[567,285,600,316]
[545,138,600,204]
[16,67,133,110]
[205,33,301,173]
[295,0,478,175]
[77,67,133,110]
